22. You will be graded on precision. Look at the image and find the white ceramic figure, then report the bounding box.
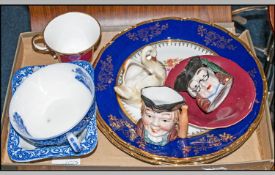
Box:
[114,46,167,107]
[174,57,233,113]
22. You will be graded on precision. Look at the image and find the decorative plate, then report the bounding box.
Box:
[7,61,98,162]
[165,55,256,129]
[94,18,267,164]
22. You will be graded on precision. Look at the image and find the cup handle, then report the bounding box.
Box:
[32,34,50,54]
[66,132,82,153]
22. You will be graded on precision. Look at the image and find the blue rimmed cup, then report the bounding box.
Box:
[9,61,95,153]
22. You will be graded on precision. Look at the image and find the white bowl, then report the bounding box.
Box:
[9,62,95,152]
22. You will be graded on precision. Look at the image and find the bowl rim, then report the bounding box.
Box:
[9,62,95,141]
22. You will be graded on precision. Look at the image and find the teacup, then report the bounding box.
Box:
[32,12,101,63]
[9,61,95,152]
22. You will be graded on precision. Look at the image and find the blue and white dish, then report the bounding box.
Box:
[9,61,95,152]
[94,18,267,164]
[7,112,97,162]
[7,61,98,162]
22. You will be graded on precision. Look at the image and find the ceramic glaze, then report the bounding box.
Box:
[136,86,188,146]
[8,67,97,162]
[9,63,93,139]
[32,12,101,62]
[8,112,97,162]
[44,12,100,54]
[141,86,185,111]
[166,55,256,128]
[174,56,233,113]
[117,40,213,135]
[114,46,167,107]
[9,61,95,153]
[94,18,263,163]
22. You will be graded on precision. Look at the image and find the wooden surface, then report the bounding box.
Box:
[268,5,274,31]
[28,6,232,32]
[3,6,274,170]
[1,29,274,170]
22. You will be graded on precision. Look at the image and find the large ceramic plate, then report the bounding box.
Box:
[94,18,267,164]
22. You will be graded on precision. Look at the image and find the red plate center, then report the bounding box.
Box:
[164,55,256,129]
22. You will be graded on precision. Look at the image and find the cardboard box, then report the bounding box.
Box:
[1,29,274,170]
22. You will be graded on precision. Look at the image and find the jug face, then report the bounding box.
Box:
[174,56,233,113]
[140,104,179,146]
[136,86,187,146]
[187,67,220,98]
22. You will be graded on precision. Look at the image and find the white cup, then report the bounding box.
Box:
[32,12,101,63]
[9,62,95,152]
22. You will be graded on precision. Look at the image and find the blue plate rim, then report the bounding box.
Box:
[93,17,267,164]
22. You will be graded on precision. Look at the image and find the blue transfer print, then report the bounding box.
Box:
[8,112,97,162]
[13,112,31,137]
[8,61,97,162]
[72,67,94,93]
[71,61,94,80]
[12,65,45,95]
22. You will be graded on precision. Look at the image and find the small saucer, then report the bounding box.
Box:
[7,112,97,162]
[7,61,97,162]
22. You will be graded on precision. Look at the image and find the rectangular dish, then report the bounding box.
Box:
[1,27,274,170]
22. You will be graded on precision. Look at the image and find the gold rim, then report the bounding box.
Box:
[232,6,267,15]
[93,17,268,165]
[39,12,102,56]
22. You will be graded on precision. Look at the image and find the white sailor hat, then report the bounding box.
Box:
[141,86,185,112]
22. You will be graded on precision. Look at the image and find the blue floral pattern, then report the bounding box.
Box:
[12,65,45,94]
[8,112,97,162]
[73,67,94,93]
[8,61,97,162]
